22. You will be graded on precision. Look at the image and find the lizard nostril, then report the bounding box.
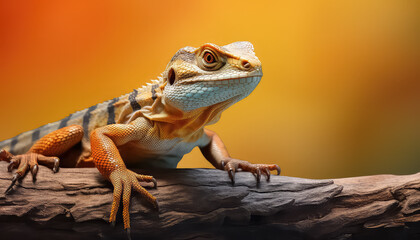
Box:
[242,60,251,69]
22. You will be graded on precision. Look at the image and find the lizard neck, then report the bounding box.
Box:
[140,92,235,141]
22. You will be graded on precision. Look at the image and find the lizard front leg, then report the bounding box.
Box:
[90,119,157,233]
[0,125,84,193]
[200,129,280,183]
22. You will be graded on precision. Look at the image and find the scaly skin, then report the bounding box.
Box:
[0,125,83,193]
[0,42,280,234]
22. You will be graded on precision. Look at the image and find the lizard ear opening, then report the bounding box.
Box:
[168,68,176,85]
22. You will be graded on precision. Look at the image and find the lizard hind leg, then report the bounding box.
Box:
[1,125,84,194]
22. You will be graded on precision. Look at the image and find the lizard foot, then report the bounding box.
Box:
[109,168,158,232]
[221,158,280,184]
[0,149,60,194]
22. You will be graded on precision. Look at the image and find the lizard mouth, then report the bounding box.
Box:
[211,75,262,85]
[179,75,262,88]
[181,68,263,84]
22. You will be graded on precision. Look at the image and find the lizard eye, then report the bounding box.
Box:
[197,49,225,71]
[203,51,216,64]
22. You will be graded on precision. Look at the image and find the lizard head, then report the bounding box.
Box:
[161,41,262,111]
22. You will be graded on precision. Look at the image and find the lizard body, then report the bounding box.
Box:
[0,41,280,233]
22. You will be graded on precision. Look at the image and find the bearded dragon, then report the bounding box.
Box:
[0,41,280,233]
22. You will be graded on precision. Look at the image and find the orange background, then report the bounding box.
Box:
[1,1,419,178]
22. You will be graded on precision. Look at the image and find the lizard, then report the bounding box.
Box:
[0,41,280,234]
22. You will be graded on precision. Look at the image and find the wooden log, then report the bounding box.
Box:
[0,161,419,240]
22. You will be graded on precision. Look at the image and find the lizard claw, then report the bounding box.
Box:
[151,178,157,189]
[52,157,60,173]
[31,164,39,182]
[154,198,159,211]
[5,173,21,194]
[126,228,132,240]
[228,169,235,184]
[255,167,261,183]
[275,165,281,175]
[264,168,271,181]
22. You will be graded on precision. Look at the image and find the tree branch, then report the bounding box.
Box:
[0,161,419,239]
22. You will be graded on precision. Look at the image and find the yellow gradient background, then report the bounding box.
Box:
[1,1,419,178]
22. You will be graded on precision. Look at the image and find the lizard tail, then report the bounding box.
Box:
[0,98,117,155]
[0,121,62,155]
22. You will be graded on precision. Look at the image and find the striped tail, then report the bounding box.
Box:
[0,121,61,155]
[0,100,112,155]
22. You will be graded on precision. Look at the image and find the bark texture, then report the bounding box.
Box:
[0,161,419,240]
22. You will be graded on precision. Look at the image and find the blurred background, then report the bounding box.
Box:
[0,1,419,178]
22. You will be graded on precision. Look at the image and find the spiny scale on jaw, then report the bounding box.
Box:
[162,41,263,111]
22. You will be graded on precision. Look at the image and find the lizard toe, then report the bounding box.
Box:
[4,153,61,193]
[7,156,21,172]
[222,158,281,183]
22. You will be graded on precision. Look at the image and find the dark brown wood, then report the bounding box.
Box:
[0,161,419,240]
